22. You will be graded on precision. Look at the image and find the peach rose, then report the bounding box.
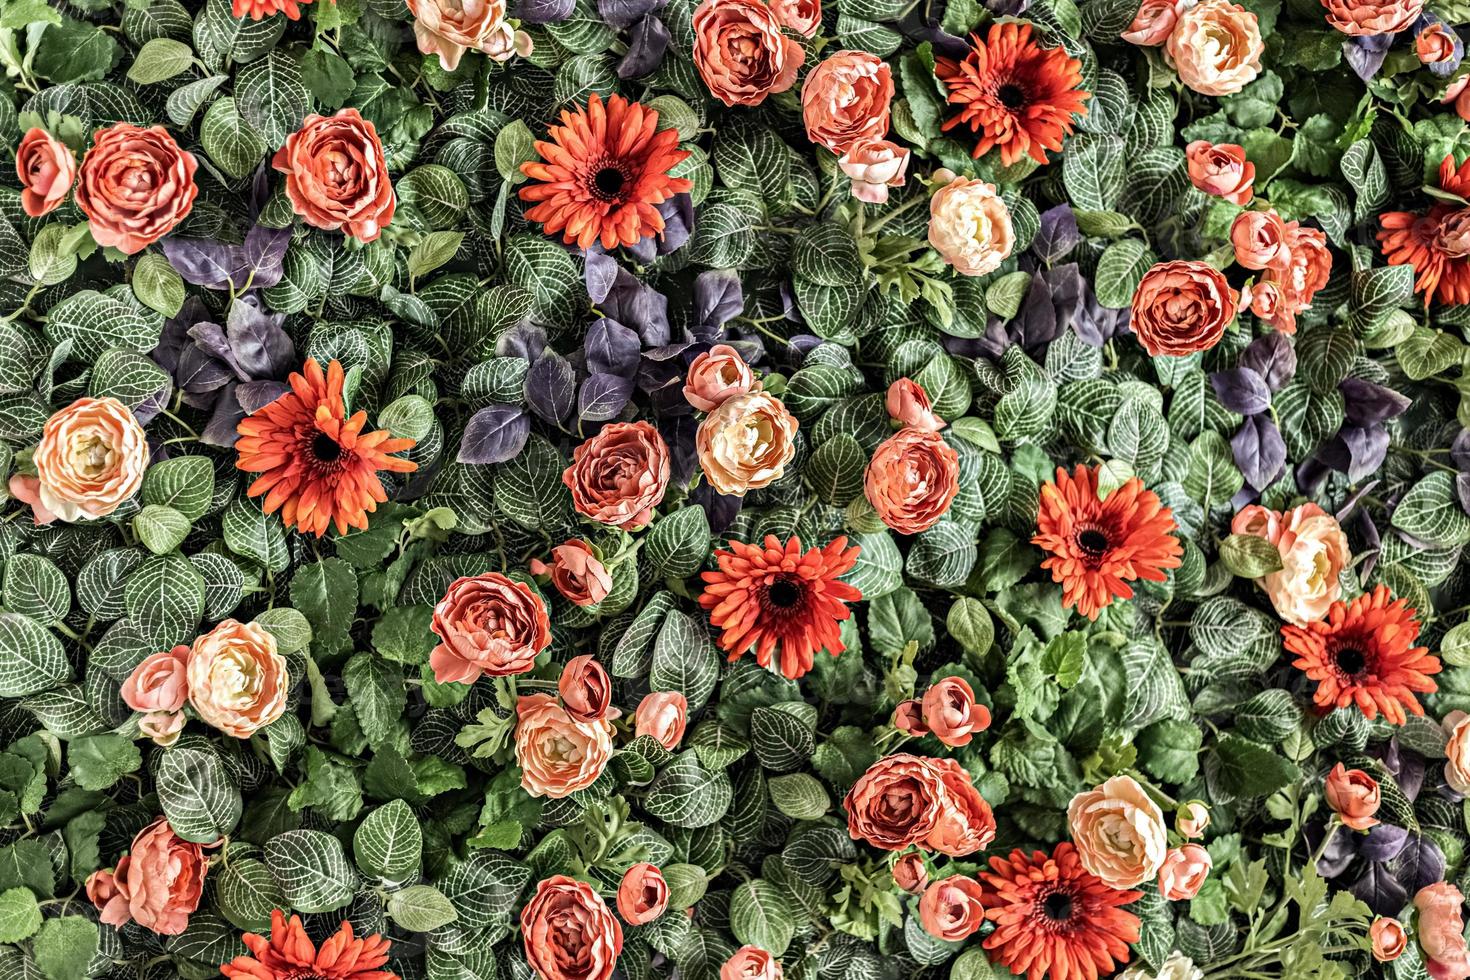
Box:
[696,390,798,496]
[565,421,670,530]
[1322,0,1422,35]
[927,173,1014,277]
[1444,711,1470,794]
[139,711,186,747]
[840,139,910,205]
[6,474,55,525]
[1232,504,1281,542]
[893,852,928,893]
[1066,775,1168,889]
[521,874,623,980]
[721,946,782,980]
[16,128,75,217]
[123,646,189,746]
[272,109,396,243]
[516,693,614,798]
[634,691,688,749]
[616,863,669,924]
[531,540,612,607]
[86,817,209,935]
[1122,0,1185,44]
[768,0,819,35]
[885,378,943,431]
[1159,845,1212,901]
[558,655,615,723]
[1257,504,1349,626]
[1372,916,1409,962]
[684,344,756,412]
[1231,210,1292,271]
[1325,763,1381,831]
[29,396,148,524]
[920,677,991,747]
[892,698,928,736]
[1416,882,1470,980]
[692,0,803,107]
[406,0,530,70]
[430,572,552,684]
[844,753,995,857]
[801,50,893,155]
[1418,23,1458,62]
[919,875,986,940]
[1129,260,1236,357]
[1438,209,1470,259]
[1185,141,1255,205]
[1165,0,1264,96]
[1176,801,1211,839]
[864,428,959,535]
[75,124,197,254]
[187,619,287,739]
[1246,280,1285,322]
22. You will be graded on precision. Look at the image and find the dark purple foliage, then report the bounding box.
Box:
[585,318,641,379]
[579,373,636,421]
[1358,823,1411,863]
[525,353,576,425]
[1340,377,1412,426]
[585,248,620,304]
[241,225,290,288]
[1451,429,1470,470]
[1344,33,1392,82]
[1391,834,1446,895]
[1458,471,1470,517]
[1319,424,1390,483]
[1210,368,1271,416]
[497,323,548,362]
[694,269,744,338]
[1351,861,1408,916]
[618,15,670,79]
[1032,205,1079,264]
[1239,333,1296,392]
[658,414,699,484]
[690,481,742,534]
[626,194,695,263]
[598,0,665,28]
[517,0,575,22]
[162,237,241,290]
[1232,415,1286,491]
[459,405,531,464]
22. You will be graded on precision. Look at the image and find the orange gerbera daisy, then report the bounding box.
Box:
[222,911,397,980]
[1032,465,1182,620]
[1378,154,1470,306]
[935,23,1090,166]
[698,535,862,680]
[519,93,692,250]
[980,843,1141,980]
[1283,584,1440,725]
[236,359,417,537]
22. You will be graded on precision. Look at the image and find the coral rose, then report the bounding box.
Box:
[565,421,670,529]
[515,693,614,798]
[1444,710,1470,794]
[893,852,928,893]
[1418,23,1459,62]
[75,124,197,254]
[919,875,986,940]
[801,50,894,155]
[768,0,820,35]
[1325,763,1380,830]
[30,396,148,524]
[692,0,803,107]
[864,428,959,535]
[1122,0,1184,44]
[531,540,612,607]
[721,946,782,980]
[616,863,669,924]
[927,173,1014,277]
[558,655,615,723]
[430,572,552,684]
[634,691,688,749]
[1372,916,1408,962]
[1416,882,1470,980]
[1321,0,1422,35]
[920,676,991,747]
[892,698,928,736]
[16,128,75,217]
[407,0,530,70]
[844,753,995,857]
[122,646,190,746]
[1252,504,1349,627]
[272,109,396,243]
[1159,845,1212,901]
[696,390,798,496]
[1129,260,1236,356]
[1165,0,1264,96]
[840,139,910,205]
[187,619,287,739]
[1231,210,1293,271]
[521,874,623,980]
[1176,801,1211,839]
[1185,141,1255,205]
[684,344,756,412]
[885,378,943,431]
[86,818,209,935]
[1066,775,1168,889]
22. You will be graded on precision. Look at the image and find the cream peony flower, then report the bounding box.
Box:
[1444,710,1470,794]
[515,693,614,799]
[30,396,148,523]
[1066,774,1168,889]
[186,619,288,739]
[1117,951,1204,980]
[1165,0,1264,96]
[696,390,798,496]
[927,173,1015,277]
[405,0,531,70]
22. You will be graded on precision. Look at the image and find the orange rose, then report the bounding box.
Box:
[1321,0,1422,35]
[29,396,148,523]
[1260,222,1331,332]
[75,124,197,254]
[1165,0,1263,96]
[1325,763,1380,830]
[1416,882,1470,979]
[927,173,1015,277]
[801,50,893,155]
[892,698,928,736]
[697,390,798,496]
[1447,76,1470,122]
[521,875,623,980]
[1443,711,1470,794]
[885,378,943,431]
[768,0,819,35]
[692,0,803,108]
[634,691,688,749]
[531,540,612,607]
[272,109,396,243]
[920,677,991,747]
[684,344,756,412]
[122,646,190,747]
[515,693,614,798]
[892,852,928,894]
[864,428,959,535]
[1158,845,1212,901]
[557,655,616,723]
[1231,210,1292,271]
[1417,23,1458,62]
[1121,0,1184,44]
[1185,141,1255,205]
[1129,260,1236,357]
[1371,917,1408,962]
[407,0,530,70]
[430,573,552,684]
[1176,801,1210,839]
[721,946,782,980]
[187,619,288,739]
[85,818,209,935]
[1066,775,1168,889]
[565,421,670,530]
[616,863,669,924]
[844,753,995,856]
[918,875,986,940]
[15,128,75,217]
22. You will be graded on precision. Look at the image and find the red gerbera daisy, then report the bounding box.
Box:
[222,911,397,980]
[1283,584,1441,725]
[935,23,1090,166]
[519,93,693,250]
[698,535,862,680]
[1031,465,1183,620]
[236,359,417,537]
[980,842,1142,980]
[1378,153,1470,306]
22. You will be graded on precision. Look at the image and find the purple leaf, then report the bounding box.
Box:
[516,0,575,21]
[658,413,699,484]
[1032,204,1079,264]
[1351,861,1408,917]
[618,14,670,79]
[585,248,619,304]
[1458,471,1470,517]
[1391,833,1445,895]
[603,267,670,346]
[1344,33,1392,82]
[1339,424,1390,482]
[1452,428,1470,470]
[695,269,744,336]
[598,0,665,27]
[189,322,247,379]
[236,380,290,414]
[161,237,244,289]
[578,373,635,421]
[201,387,247,447]
[1232,415,1286,492]
[227,295,294,378]
[1339,377,1411,426]
[655,193,694,256]
[498,323,547,362]
[176,345,235,395]
[585,318,641,379]
[1358,823,1410,863]
[690,481,741,534]
[1211,368,1271,416]
[241,225,290,288]
[525,352,576,425]
[1239,333,1296,392]
[458,405,531,464]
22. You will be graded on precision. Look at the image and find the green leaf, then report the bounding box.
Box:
[33,18,119,84]
[67,734,141,792]
[1137,719,1203,783]
[2,554,71,626]
[1210,734,1300,799]
[142,455,215,520]
[730,879,795,955]
[157,746,242,843]
[767,773,830,819]
[134,504,192,555]
[265,830,360,913]
[946,597,994,656]
[290,558,359,652]
[354,799,423,880]
[643,752,732,829]
[343,653,405,747]
[0,613,71,696]
[127,37,195,84]
[388,884,458,931]
[0,887,41,942]
[407,231,465,280]
[32,916,99,980]
[1219,533,1282,578]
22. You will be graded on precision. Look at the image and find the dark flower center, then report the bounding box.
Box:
[1335,647,1367,676]
[593,166,626,198]
[767,579,802,609]
[312,433,343,463]
[1077,529,1110,557]
[997,83,1026,110]
[1042,891,1072,922]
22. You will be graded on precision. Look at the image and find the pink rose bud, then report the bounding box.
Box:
[635,691,688,749]
[1158,844,1212,901]
[1176,801,1211,839]
[1231,209,1293,272]
[884,378,944,432]
[892,698,929,736]
[616,863,670,925]
[892,853,928,894]
[1121,0,1183,45]
[1185,140,1255,205]
[1325,763,1381,831]
[1371,916,1408,962]
[15,128,75,218]
[1417,23,1458,63]
[920,677,991,748]
[839,139,910,205]
[556,654,617,723]
[684,344,756,413]
[531,540,613,607]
